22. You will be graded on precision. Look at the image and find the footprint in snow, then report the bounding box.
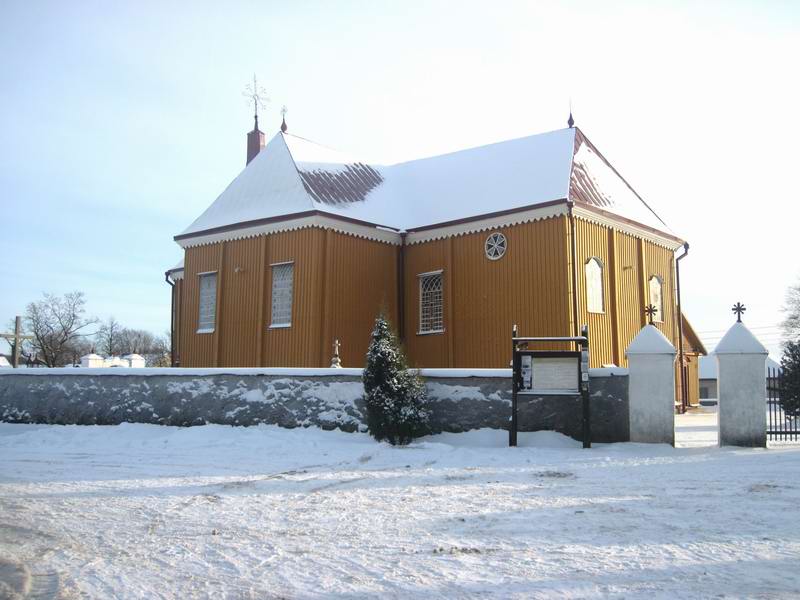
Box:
[747,483,779,493]
[534,470,575,479]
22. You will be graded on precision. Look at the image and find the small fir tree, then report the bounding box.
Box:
[363,315,429,445]
[780,341,800,417]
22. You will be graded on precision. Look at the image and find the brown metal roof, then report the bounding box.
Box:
[298,163,384,205]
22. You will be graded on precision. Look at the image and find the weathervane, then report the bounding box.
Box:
[281,105,288,133]
[644,304,657,325]
[732,302,746,323]
[242,74,269,128]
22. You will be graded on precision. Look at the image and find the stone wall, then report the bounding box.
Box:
[0,368,629,442]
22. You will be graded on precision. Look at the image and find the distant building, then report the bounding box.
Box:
[79,354,146,368]
[699,355,781,400]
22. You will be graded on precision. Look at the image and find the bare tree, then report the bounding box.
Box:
[783,278,800,344]
[117,328,154,355]
[146,333,172,367]
[117,328,170,366]
[63,337,94,367]
[25,292,97,367]
[96,317,123,356]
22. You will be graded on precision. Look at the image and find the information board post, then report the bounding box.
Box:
[580,325,591,449]
[510,324,519,447]
[510,327,591,448]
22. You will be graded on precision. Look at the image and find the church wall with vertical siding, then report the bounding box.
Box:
[175,229,398,368]
[172,215,680,370]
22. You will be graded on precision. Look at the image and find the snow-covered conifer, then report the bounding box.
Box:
[781,341,800,417]
[363,314,429,444]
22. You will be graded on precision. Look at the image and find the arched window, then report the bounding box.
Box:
[585,258,604,313]
[649,276,663,322]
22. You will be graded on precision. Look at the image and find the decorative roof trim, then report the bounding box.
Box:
[571,204,684,250]
[176,209,399,242]
[176,213,402,249]
[405,201,568,245]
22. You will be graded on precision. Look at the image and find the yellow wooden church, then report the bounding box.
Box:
[166,114,704,403]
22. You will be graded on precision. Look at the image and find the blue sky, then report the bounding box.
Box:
[2,0,798,357]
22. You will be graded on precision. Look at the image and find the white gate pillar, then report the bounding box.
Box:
[626,324,677,445]
[715,322,768,447]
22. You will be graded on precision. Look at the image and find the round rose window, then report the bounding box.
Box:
[485,232,507,260]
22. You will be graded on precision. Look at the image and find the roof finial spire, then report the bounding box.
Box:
[567,98,574,128]
[281,105,288,133]
[243,73,269,132]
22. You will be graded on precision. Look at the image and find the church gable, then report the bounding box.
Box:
[569,128,670,235]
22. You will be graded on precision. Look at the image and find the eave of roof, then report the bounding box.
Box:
[405,199,568,233]
[174,209,400,242]
[572,202,684,248]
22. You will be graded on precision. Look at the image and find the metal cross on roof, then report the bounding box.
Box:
[732,302,746,323]
[644,304,657,325]
[242,74,269,122]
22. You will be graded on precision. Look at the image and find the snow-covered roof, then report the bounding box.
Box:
[166,258,184,281]
[714,322,769,355]
[626,324,676,355]
[177,127,676,243]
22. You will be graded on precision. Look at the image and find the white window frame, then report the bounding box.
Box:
[269,261,294,329]
[196,270,218,334]
[649,275,664,323]
[585,257,605,314]
[418,270,444,335]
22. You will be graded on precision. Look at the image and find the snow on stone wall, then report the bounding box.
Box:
[0,369,629,440]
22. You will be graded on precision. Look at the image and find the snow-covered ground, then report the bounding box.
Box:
[1,414,799,599]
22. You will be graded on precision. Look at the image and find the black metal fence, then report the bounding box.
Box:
[767,367,799,442]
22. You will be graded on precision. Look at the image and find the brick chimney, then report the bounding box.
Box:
[246,115,265,165]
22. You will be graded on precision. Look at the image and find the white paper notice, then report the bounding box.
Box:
[531,357,579,394]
